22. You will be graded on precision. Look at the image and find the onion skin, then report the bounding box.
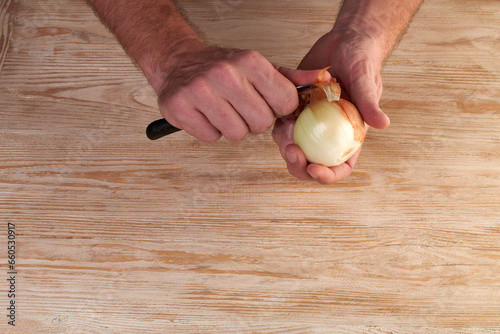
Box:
[293,98,365,167]
[336,99,365,143]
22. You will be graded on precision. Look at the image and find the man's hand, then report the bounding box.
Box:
[273,0,422,184]
[155,40,302,142]
[272,31,386,184]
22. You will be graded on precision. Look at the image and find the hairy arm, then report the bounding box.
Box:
[333,0,424,60]
[86,0,201,92]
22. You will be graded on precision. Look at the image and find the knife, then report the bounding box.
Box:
[146,84,317,140]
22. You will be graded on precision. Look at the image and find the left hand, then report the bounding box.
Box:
[273,30,388,184]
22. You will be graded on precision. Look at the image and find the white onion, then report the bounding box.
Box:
[293,98,365,167]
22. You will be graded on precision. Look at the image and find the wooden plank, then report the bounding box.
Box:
[0,0,499,333]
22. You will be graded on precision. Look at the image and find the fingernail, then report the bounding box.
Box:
[378,108,391,127]
[309,172,319,180]
[285,150,297,164]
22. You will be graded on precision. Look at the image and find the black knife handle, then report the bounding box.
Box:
[146,118,181,140]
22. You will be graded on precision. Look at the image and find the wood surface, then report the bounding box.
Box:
[1,0,499,333]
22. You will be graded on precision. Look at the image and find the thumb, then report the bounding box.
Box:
[274,64,331,86]
[349,76,390,129]
[356,100,390,130]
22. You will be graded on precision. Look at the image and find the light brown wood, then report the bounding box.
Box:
[1,0,499,333]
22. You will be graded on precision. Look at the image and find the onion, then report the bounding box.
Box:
[293,72,365,167]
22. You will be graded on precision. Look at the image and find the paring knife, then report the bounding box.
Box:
[146,84,317,140]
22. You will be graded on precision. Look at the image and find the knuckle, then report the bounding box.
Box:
[237,50,269,73]
[201,132,222,143]
[224,127,248,141]
[250,114,274,134]
[274,94,298,116]
[188,76,212,98]
[211,61,238,83]
[189,126,221,143]
[239,49,262,62]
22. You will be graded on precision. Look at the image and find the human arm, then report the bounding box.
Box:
[87,0,313,142]
[273,0,423,184]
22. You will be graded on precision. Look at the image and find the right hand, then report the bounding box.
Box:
[154,40,305,142]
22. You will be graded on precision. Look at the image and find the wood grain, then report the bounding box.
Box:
[1,0,499,333]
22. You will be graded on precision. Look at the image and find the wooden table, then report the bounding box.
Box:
[1,0,499,333]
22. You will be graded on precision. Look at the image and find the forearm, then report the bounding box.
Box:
[87,0,202,92]
[333,0,423,59]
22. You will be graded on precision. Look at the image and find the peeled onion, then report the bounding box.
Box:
[293,71,365,167]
